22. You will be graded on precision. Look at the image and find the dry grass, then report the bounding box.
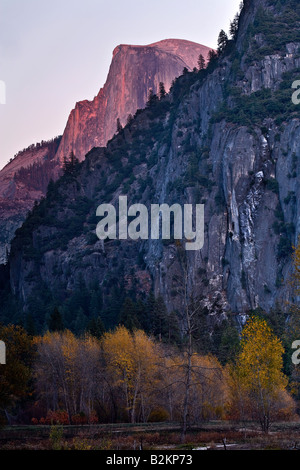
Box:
[1,421,300,450]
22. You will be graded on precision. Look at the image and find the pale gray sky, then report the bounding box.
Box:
[0,0,241,170]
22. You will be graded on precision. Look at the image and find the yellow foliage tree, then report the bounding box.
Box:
[227,316,292,432]
[35,330,101,422]
[102,326,160,423]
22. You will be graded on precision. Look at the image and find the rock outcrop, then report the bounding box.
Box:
[54,39,212,163]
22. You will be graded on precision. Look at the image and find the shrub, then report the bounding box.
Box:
[70,437,92,450]
[89,411,99,424]
[44,410,70,425]
[148,407,170,422]
[49,425,64,450]
[71,412,88,425]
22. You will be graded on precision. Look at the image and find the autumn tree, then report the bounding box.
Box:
[189,354,226,421]
[172,246,197,440]
[34,331,101,422]
[160,352,226,423]
[172,244,219,441]
[102,326,160,423]
[0,325,34,423]
[227,317,292,432]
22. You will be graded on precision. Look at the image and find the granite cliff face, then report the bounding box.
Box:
[4,0,300,333]
[54,39,212,163]
[0,39,210,263]
[0,138,61,263]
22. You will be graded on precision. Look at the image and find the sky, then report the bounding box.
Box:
[0,0,241,171]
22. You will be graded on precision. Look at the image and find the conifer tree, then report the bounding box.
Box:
[63,151,79,176]
[159,82,166,99]
[217,29,229,54]
[146,88,158,107]
[48,307,64,333]
[229,13,240,40]
[119,297,141,331]
[126,113,133,126]
[207,49,218,67]
[116,118,123,133]
[197,53,205,70]
[87,316,105,339]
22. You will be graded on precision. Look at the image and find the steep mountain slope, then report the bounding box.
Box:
[4,0,300,334]
[0,137,61,263]
[0,40,210,264]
